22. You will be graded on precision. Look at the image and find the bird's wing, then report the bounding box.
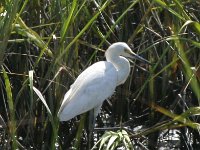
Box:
[58,61,118,121]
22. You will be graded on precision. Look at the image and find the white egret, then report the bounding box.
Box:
[58,42,150,121]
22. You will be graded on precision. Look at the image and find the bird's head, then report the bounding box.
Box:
[106,42,151,64]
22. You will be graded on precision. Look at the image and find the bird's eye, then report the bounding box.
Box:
[124,48,129,53]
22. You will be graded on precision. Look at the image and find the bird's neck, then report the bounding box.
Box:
[106,56,130,85]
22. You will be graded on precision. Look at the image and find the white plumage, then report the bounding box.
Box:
[58,42,149,121]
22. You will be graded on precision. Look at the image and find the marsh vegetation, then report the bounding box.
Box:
[0,0,200,149]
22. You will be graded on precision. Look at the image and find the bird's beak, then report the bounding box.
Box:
[129,51,152,65]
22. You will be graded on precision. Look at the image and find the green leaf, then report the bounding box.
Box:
[33,86,52,116]
[99,131,112,150]
[117,130,123,141]
[154,0,167,7]
[193,22,200,33]
[54,0,112,66]
[15,17,53,58]
[106,134,118,150]
[60,0,77,43]
[2,68,14,117]
[29,70,34,109]
[0,0,20,66]
[2,67,18,149]
[180,107,200,117]
[180,20,200,34]
[153,0,185,21]
[122,130,133,148]
[93,130,133,150]
[110,139,120,150]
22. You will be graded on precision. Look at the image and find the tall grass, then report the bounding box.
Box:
[0,0,200,149]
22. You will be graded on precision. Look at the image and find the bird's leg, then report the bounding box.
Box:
[88,109,94,149]
[88,104,102,149]
[73,113,87,149]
